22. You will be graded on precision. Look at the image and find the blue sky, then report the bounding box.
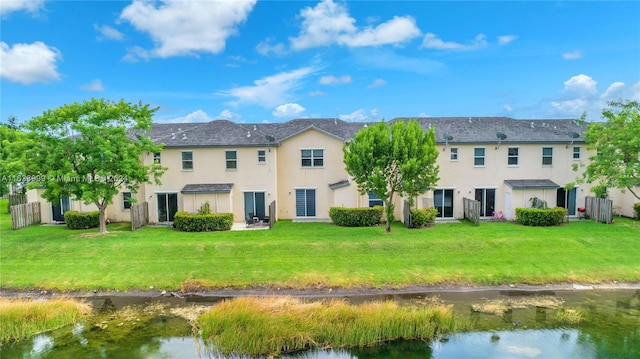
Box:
[1,0,639,124]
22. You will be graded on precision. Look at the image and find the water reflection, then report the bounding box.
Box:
[1,289,638,359]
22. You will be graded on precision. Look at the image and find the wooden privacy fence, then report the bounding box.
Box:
[268,200,276,229]
[463,197,481,225]
[10,202,41,230]
[584,196,613,224]
[8,194,27,208]
[403,201,412,228]
[130,202,149,231]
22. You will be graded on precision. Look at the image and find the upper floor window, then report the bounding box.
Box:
[508,147,519,166]
[153,152,161,164]
[542,147,553,165]
[450,147,458,161]
[301,149,323,167]
[123,192,132,210]
[573,146,581,160]
[474,147,485,167]
[181,151,193,170]
[257,150,266,163]
[226,150,237,169]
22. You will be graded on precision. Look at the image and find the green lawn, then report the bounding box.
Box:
[1,198,639,291]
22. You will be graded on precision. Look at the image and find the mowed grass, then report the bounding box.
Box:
[1,198,639,291]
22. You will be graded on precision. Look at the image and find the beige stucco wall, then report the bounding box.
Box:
[143,146,277,223]
[608,187,640,218]
[276,129,356,220]
[405,143,592,220]
[26,188,99,223]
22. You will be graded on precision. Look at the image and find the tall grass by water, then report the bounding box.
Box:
[197,296,465,356]
[0,298,91,343]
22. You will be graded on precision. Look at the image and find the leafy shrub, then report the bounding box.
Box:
[64,210,100,229]
[515,207,567,226]
[634,202,640,219]
[174,211,233,232]
[329,206,383,227]
[198,201,211,215]
[410,208,438,228]
[529,196,548,209]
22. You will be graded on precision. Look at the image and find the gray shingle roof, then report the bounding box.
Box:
[392,117,587,144]
[504,179,560,189]
[148,117,587,148]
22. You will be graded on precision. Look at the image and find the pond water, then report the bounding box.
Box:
[2,289,638,359]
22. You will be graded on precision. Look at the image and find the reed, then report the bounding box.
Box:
[197,296,464,356]
[0,298,91,343]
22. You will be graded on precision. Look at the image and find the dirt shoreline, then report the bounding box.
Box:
[2,281,639,299]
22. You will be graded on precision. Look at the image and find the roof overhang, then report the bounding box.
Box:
[329,180,350,190]
[504,179,560,189]
[181,183,234,194]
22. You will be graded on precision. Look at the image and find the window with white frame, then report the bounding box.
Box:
[508,147,519,166]
[542,147,553,165]
[474,147,485,166]
[368,191,384,207]
[123,192,132,210]
[226,150,237,169]
[257,149,266,163]
[301,149,323,167]
[573,146,580,160]
[450,147,458,161]
[181,151,193,170]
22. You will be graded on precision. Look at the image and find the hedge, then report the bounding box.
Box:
[329,206,383,227]
[410,208,438,228]
[174,212,233,232]
[64,210,100,229]
[634,202,640,219]
[515,207,567,226]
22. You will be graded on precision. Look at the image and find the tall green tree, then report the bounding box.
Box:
[343,120,440,232]
[578,100,640,200]
[25,98,166,234]
[0,119,34,196]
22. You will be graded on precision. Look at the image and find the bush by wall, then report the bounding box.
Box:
[64,210,100,229]
[634,202,640,219]
[410,207,439,228]
[515,207,567,226]
[174,212,233,232]
[329,206,383,227]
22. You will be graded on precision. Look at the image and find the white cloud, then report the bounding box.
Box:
[353,47,444,74]
[219,67,316,108]
[563,50,584,60]
[0,0,45,17]
[256,37,286,56]
[319,74,351,85]
[308,90,326,96]
[562,74,597,97]
[422,33,487,51]
[80,79,105,91]
[94,24,124,41]
[339,108,378,122]
[120,0,256,59]
[367,78,386,88]
[497,35,518,45]
[288,0,420,50]
[0,41,61,84]
[168,109,214,123]
[600,82,625,99]
[504,104,513,112]
[630,81,640,101]
[272,103,306,118]
[218,109,243,122]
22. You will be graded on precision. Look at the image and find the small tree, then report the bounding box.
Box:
[25,98,166,234]
[343,120,439,232]
[576,100,640,201]
[0,119,34,194]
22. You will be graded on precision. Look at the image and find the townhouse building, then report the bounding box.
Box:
[30,116,637,225]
